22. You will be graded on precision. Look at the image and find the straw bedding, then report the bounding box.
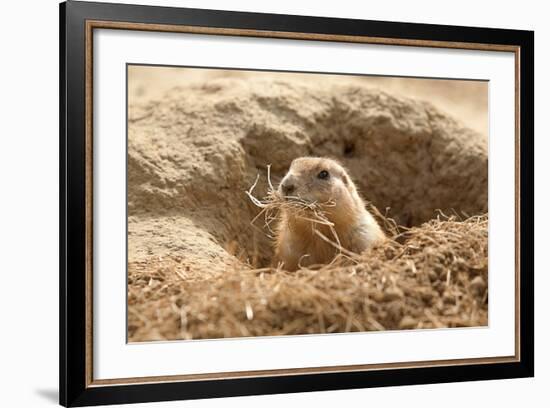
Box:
[128,214,487,341]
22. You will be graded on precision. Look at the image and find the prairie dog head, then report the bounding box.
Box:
[278,157,358,207]
[274,158,385,270]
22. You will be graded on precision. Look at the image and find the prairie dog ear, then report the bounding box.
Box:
[341,172,350,186]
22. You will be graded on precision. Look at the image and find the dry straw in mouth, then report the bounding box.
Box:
[245,165,354,261]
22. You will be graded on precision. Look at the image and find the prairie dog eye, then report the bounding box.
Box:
[317,170,329,180]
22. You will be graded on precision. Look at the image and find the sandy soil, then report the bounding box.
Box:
[127,66,488,342]
[128,66,488,137]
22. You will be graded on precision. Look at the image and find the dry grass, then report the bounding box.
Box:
[245,165,349,259]
[127,212,488,342]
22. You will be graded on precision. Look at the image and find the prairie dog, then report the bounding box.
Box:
[274,157,385,271]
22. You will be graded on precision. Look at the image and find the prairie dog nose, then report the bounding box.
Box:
[281,178,296,196]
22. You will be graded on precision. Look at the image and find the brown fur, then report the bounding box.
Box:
[274,157,386,271]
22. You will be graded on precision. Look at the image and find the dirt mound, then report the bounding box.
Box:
[127,77,488,341]
[128,78,487,271]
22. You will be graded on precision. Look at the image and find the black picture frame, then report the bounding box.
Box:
[60,1,534,406]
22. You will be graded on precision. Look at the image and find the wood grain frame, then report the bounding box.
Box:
[60,1,534,406]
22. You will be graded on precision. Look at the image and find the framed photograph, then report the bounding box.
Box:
[60,1,534,406]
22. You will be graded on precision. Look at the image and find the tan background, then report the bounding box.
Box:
[129,65,488,138]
